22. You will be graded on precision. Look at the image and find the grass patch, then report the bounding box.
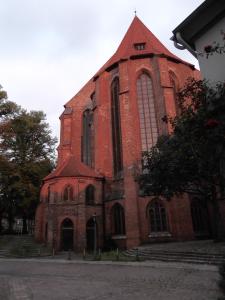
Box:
[0,235,51,258]
[84,250,144,262]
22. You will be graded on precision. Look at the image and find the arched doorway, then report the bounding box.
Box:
[86,218,97,251]
[191,198,211,238]
[61,218,74,251]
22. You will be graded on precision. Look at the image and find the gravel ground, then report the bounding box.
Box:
[0,258,222,300]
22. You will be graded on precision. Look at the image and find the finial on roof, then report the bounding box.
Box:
[134,8,137,16]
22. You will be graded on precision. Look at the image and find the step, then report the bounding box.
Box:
[124,249,225,265]
[125,253,225,262]
[125,249,225,258]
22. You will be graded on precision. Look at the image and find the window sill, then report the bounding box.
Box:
[148,232,171,238]
[112,235,127,240]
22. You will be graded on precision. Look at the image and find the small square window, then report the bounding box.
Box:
[134,43,146,50]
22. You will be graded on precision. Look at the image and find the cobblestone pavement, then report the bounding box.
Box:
[0,259,222,300]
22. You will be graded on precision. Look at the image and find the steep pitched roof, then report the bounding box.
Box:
[44,155,103,181]
[95,16,193,77]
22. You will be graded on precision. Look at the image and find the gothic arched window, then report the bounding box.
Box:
[112,203,126,235]
[169,72,179,114]
[63,185,73,201]
[85,185,95,205]
[111,77,123,176]
[148,199,168,232]
[137,73,158,152]
[81,109,94,167]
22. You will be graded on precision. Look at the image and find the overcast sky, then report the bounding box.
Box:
[0,0,204,142]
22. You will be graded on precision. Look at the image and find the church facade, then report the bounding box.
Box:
[35,17,211,252]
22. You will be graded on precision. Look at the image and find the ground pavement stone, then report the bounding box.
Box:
[0,259,222,300]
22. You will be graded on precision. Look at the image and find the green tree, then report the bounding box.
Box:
[0,86,20,232]
[0,155,20,232]
[0,86,57,233]
[0,85,20,119]
[139,79,225,240]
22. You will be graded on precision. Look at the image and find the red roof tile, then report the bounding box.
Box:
[44,155,103,181]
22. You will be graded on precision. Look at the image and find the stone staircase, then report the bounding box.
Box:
[124,240,225,265]
[0,249,9,258]
[0,235,51,258]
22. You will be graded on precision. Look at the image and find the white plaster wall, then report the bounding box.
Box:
[195,17,225,84]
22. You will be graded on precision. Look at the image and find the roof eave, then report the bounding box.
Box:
[172,0,225,46]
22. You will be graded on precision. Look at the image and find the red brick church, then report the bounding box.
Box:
[35,16,211,252]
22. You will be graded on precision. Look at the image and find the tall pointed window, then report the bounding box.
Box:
[169,72,179,115]
[63,185,73,201]
[137,73,158,152]
[81,109,94,167]
[112,203,126,235]
[111,77,123,176]
[148,199,168,232]
[85,185,95,205]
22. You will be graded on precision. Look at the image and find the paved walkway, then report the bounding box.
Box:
[0,258,222,300]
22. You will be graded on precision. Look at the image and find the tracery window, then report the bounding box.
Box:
[63,185,73,201]
[85,185,95,205]
[112,203,126,235]
[137,73,158,152]
[148,199,168,232]
[111,77,123,176]
[81,109,94,167]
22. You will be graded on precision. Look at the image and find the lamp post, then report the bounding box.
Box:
[93,213,97,257]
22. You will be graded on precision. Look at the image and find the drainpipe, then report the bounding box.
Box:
[171,32,198,58]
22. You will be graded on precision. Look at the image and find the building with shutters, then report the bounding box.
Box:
[35,16,211,252]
